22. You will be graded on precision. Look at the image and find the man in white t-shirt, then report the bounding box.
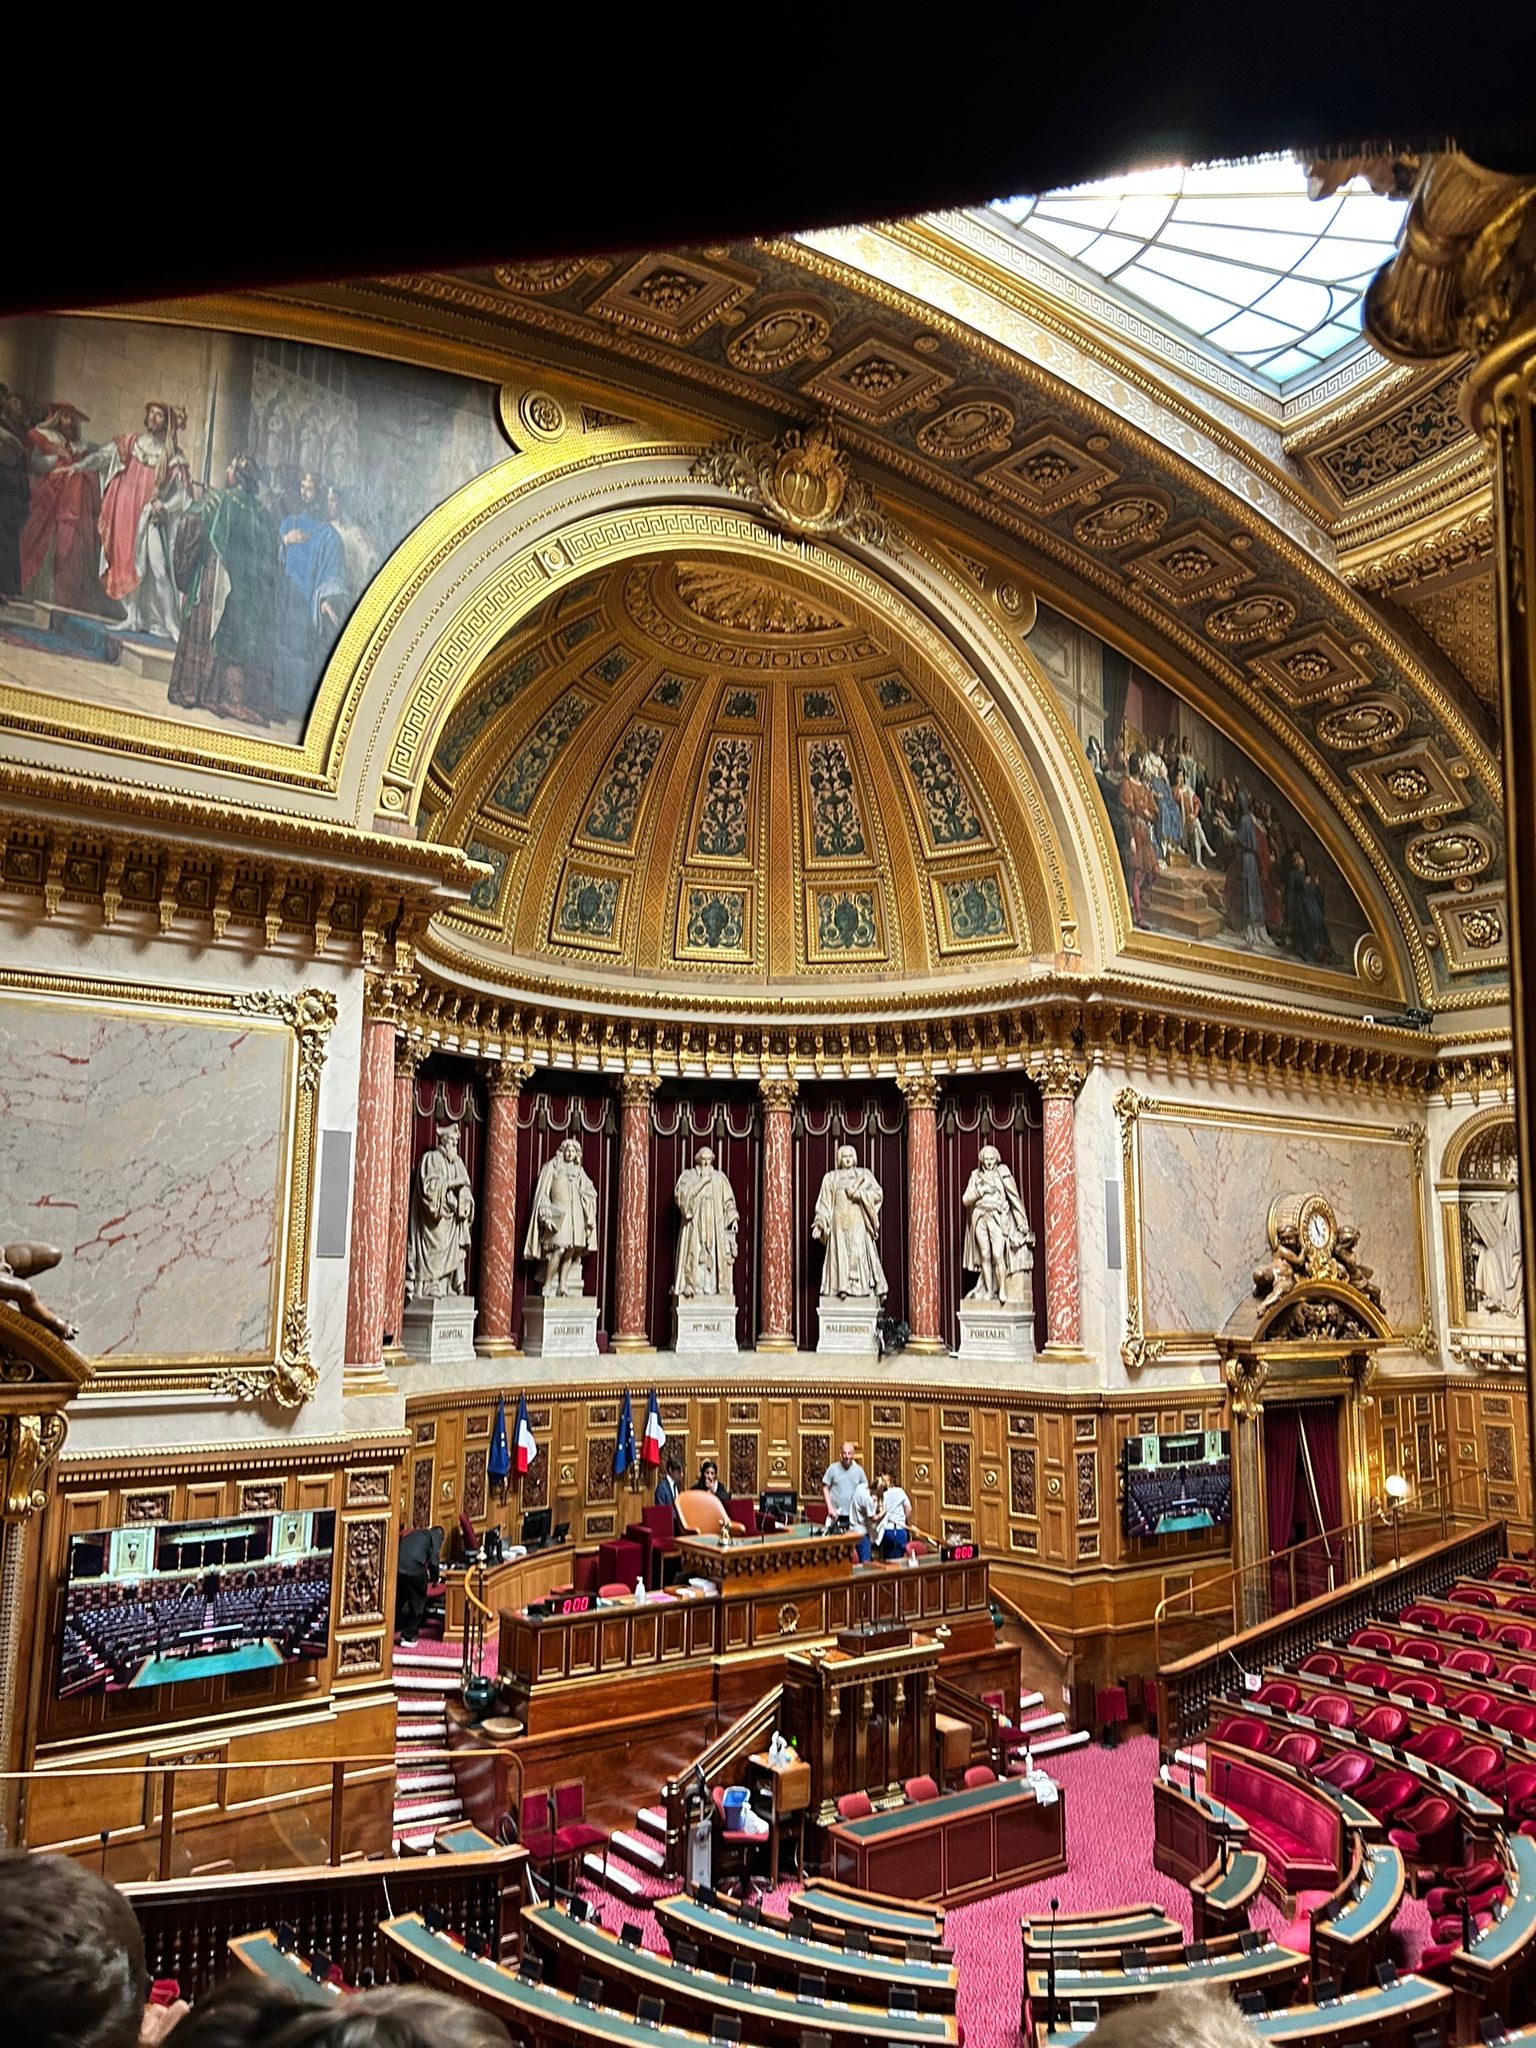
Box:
[823,1443,870,1557]
[874,1473,913,1559]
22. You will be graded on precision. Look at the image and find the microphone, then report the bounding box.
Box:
[1046,1895,1059,2036]
[99,1828,109,1880]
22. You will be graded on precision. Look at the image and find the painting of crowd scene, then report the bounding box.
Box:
[0,317,507,744]
[1027,601,1368,968]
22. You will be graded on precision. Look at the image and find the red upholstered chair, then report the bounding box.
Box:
[1447,1646,1496,1676]
[624,1503,679,1589]
[1431,1909,1495,1944]
[1447,1689,1495,1721]
[981,1690,1032,1760]
[1300,1651,1341,1677]
[1496,1623,1535,1651]
[1405,1640,1445,1666]
[1356,1705,1408,1744]
[1401,1604,1448,1630]
[1315,1751,1374,1794]
[553,1780,607,1857]
[1350,1628,1395,1653]
[1418,1939,1462,1976]
[1405,1725,1461,1765]
[727,1498,760,1536]
[597,1582,634,1601]
[1359,1768,1419,1819]
[571,1553,601,1596]
[1505,1661,1536,1688]
[520,1789,579,1870]
[1448,1741,1503,1792]
[1435,1855,1506,1895]
[1426,1881,1506,1921]
[712,1783,765,1900]
[836,1791,873,1821]
[1210,1714,1271,1751]
[1511,1596,1536,1617]
[1392,1676,1441,1707]
[1255,1679,1301,1711]
[1454,1585,1498,1608]
[1497,1765,1536,1819]
[1388,1792,1457,1864]
[904,1775,940,1804]
[1490,1700,1536,1738]
[804,1501,829,1526]
[1303,1693,1356,1729]
[1346,1661,1390,1688]
[1275,1731,1322,1771]
[597,1538,643,1588]
[1494,1564,1534,1584]
[1449,1613,1492,1641]
[963,1765,997,1788]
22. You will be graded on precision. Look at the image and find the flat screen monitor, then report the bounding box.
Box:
[58,1509,335,1699]
[760,1489,798,1522]
[1122,1430,1232,1539]
[521,1508,552,1547]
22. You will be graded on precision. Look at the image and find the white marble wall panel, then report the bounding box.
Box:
[0,993,288,1358]
[1137,1112,1424,1336]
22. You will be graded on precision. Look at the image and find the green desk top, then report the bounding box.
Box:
[1196,1847,1266,1910]
[832,1773,1033,1839]
[655,1896,956,1989]
[1036,1973,1449,2048]
[1022,1908,1182,1947]
[227,1933,341,2005]
[1031,1943,1305,1996]
[1464,1830,1536,1969]
[434,1823,500,1856]
[523,1904,955,2039]
[791,1887,943,1939]
[1321,1845,1405,1944]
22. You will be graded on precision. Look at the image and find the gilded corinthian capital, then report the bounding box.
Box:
[1365,151,1536,364]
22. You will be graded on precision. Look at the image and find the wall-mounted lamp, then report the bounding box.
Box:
[1384,1474,1411,1503]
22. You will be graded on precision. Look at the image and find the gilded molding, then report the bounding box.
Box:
[1113,1087,1164,1372]
[1030,1045,1088,1099]
[895,1071,941,1110]
[1366,152,1536,362]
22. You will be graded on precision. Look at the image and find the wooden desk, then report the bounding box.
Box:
[1021,1905,1184,1961]
[1030,1971,1452,2048]
[747,1749,811,1886]
[676,1524,863,1593]
[1151,1775,1249,1888]
[443,1545,576,1639]
[788,1882,944,1945]
[1450,1829,1536,2043]
[653,1894,958,2010]
[1312,1841,1406,1992]
[1190,1847,1266,1940]
[828,1774,1065,1904]
[781,1631,941,1826]
[1026,1939,1308,2021]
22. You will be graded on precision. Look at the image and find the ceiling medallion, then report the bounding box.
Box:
[1405,827,1493,884]
[693,419,888,546]
[1315,698,1409,752]
[725,303,832,373]
[493,257,590,294]
[1072,494,1166,549]
[916,395,1016,460]
[1203,592,1297,645]
[673,563,845,636]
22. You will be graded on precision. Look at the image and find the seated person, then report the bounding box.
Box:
[655,1455,684,1529]
[696,1458,725,1501]
[395,1524,444,1644]
[874,1472,913,1559]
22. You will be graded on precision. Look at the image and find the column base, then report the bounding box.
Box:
[402,1294,478,1368]
[756,1333,797,1354]
[474,1335,524,1361]
[904,1335,947,1356]
[610,1334,657,1354]
[382,1340,409,1366]
[1040,1341,1094,1365]
[343,1360,397,1396]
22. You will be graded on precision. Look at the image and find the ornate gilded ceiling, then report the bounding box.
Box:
[274,228,1505,1010]
[420,554,1058,1000]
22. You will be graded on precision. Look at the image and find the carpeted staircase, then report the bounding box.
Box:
[391,1643,466,1851]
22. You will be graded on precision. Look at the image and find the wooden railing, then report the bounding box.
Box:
[661,1684,782,1877]
[988,1575,1077,1716]
[1155,1516,1506,1757]
[463,1564,492,1693]
[123,1841,527,1999]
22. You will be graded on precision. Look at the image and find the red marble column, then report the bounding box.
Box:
[344,1005,398,1394]
[757,1078,797,1352]
[1038,1051,1087,1353]
[612,1074,658,1353]
[382,1040,420,1354]
[900,1074,944,1354]
[476,1062,531,1358]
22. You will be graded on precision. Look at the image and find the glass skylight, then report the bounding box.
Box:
[988,156,1410,388]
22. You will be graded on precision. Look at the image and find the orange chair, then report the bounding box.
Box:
[963,1765,997,1789]
[904,1775,939,1803]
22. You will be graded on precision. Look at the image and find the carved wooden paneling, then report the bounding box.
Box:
[800,1433,830,1502]
[411,1456,434,1530]
[341,1518,387,1626]
[728,1432,759,1499]
[463,1449,488,1521]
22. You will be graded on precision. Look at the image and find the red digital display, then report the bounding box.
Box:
[558,1593,592,1614]
[941,1541,976,1562]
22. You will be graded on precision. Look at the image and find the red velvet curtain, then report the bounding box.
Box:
[509,1080,620,1346]
[643,1087,761,1350]
[792,1085,909,1350]
[935,1075,1046,1347]
[409,1062,486,1295]
[1298,1399,1344,1599]
[1263,1404,1301,1613]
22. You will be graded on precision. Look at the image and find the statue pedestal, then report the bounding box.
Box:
[673,1296,738,1354]
[401,1294,478,1367]
[522,1294,600,1358]
[816,1300,880,1358]
[957,1299,1036,1365]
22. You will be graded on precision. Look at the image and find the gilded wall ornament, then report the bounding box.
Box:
[1405,828,1493,884]
[674,563,843,635]
[916,397,1016,460]
[1072,495,1167,549]
[725,304,832,373]
[692,421,888,546]
[1316,699,1410,752]
[1203,592,1297,645]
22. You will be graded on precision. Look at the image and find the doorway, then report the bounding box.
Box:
[1263,1398,1345,1612]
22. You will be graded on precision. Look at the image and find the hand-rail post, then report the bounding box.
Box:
[158,1768,175,1881]
[329,1759,346,1866]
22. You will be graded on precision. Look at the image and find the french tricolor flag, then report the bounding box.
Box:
[641,1389,667,1468]
[514,1393,538,1475]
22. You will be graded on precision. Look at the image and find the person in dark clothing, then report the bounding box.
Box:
[395,1525,444,1642]
[655,1456,683,1515]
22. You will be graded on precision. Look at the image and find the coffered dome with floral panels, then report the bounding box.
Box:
[418,553,1065,1004]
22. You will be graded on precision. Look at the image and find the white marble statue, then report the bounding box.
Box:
[406,1123,475,1300]
[673,1146,739,1300]
[524,1137,599,1297]
[811,1144,888,1303]
[1468,1164,1523,1318]
[961,1144,1034,1304]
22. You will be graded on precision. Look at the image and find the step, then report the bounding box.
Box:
[392,1793,464,1825]
[1174,1748,1206,1775]
[393,1669,461,1692]
[396,1770,456,1795]
[396,1726,447,1746]
[1018,1691,1044,1714]
[637,1807,668,1843]
[395,1647,460,1667]
[1017,1711,1065,1736]
[1031,1729,1090,1757]
[585,1853,647,1902]
[608,1828,667,1873]
[397,1694,453,1714]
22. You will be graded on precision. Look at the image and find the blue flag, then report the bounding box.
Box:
[488,1394,511,1485]
[614,1387,636,1477]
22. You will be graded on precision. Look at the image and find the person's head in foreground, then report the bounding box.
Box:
[261,1987,512,2047]
[0,1849,150,2048]
[1082,1983,1260,2048]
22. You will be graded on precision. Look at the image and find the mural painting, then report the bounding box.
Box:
[1027,602,1369,969]
[0,317,506,745]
